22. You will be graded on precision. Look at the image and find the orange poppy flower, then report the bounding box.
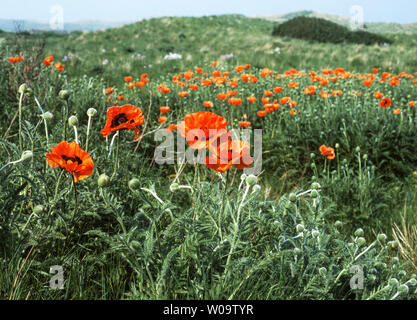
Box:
[304,86,316,95]
[203,101,214,108]
[189,84,199,90]
[264,90,273,97]
[288,82,299,88]
[124,76,133,82]
[136,81,146,88]
[289,109,298,115]
[55,63,65,71]
[393,108,401,114]
[127,82,135,89]
[217,93,227,100]
[43,56,54,66]
[46,141,94,183]
[178,111,228,149]
[166,123,178,133]
[160,106,171,113]
[101,105,145,140]
[238,121,251,128]
[363,79,373,87]
[247,96,257,103]
[205,139,252,173]
[228,98,242,106]
[372,68,379,73]
[261,97,270,105]
[195,67,203,73]
[273,86,283,93]
[409,101,415,107]
[319,145,335,160]
[178,91,189,98]
[158,116,168,123]
[380,97,391,108]
[280,97,290,105]
[257,110,266,118]
[374,91,384,99]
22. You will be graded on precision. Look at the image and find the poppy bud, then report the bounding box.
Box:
[42,112,53,120]
[377,233,387,243]
[406,278,417,286]
[312,230,320,239]
[33,205,44,214]
[293,247,301,255]
[98,174,110,188]
[335,143,340,149]
[25,88,33,97]
[245,174,257,186]
[354,228,364,237]
[387,240,398,249]
[68,115,78,127]
[128,178,141,190]
[398,284,409,295]
[319,267,327,277]
[368,275,376,283]
[59,90,70,100]
[240,173,247,181]
[311,190,319,198]
[334,220,342,228]
[391,257,400,265]
[398,270,406,277]
[355,146,361,153]
[21,150,33,161]
[87,108,97,117]
[170,183,179,192]
[296,224,304,233]
[363,154,368,160]
[252,184,261,193]
[18,83,27,94]
[289,193,297,202]
[389,278,399,288]
[356,237,366,247]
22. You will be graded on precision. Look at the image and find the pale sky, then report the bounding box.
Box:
[1,0,416,24]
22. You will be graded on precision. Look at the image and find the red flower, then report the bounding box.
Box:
[101,105,145,140]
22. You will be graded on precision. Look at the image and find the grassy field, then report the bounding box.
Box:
[1,14,417,300]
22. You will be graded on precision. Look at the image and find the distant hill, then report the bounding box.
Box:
[0,18,130,33]
[272,16,393,45]
[257,11,417,34]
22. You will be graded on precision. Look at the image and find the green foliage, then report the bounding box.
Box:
[272,17,393,45]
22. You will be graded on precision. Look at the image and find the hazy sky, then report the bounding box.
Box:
[1,0,416,24]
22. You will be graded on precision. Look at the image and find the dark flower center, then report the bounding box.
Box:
[62,155,83,165]
[111,113,134,128]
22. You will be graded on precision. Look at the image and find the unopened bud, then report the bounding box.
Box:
[87,108,97,117]
[68,115,78,127]
[98,173,110,187]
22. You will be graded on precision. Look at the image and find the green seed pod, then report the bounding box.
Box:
[406,278,417,286]
[169,183,179,192]
[335,143,340,149]
[252,184,261,193]
[363,154,368,160]
[311,190,319,198]
[293,247,301,255]
[25,88,33,97]
[245,174,257,186]
[311,182,320,190]
[354,228,364,237]
[33,205,44,214]
[389,278,399,288]
[98,173,110,188]
[398,284,409,295]
[42,112,53,121]
[310,153,315,159]
[21,150,33,161]
[128,178,140,190]
[68,115,78,127]
[18,83,27,94]
[310,162,316,168]
[356,237,366,247]
[289,193,297,202]
[334,220,343,228]
[87,108,97,117]
[296,224,304,233]
[312,230,320,238]
[59,90,70,100]
[355,146,361,153]
[319,267,327,277]
[377,233,387,243]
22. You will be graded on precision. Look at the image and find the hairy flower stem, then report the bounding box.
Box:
[18,91,23,150]
[85,116,93,152]
[63,101,68,141]
[224,183,250,279]
[111,132,120,179]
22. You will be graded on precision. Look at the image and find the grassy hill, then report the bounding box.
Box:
[259,10,417,34]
